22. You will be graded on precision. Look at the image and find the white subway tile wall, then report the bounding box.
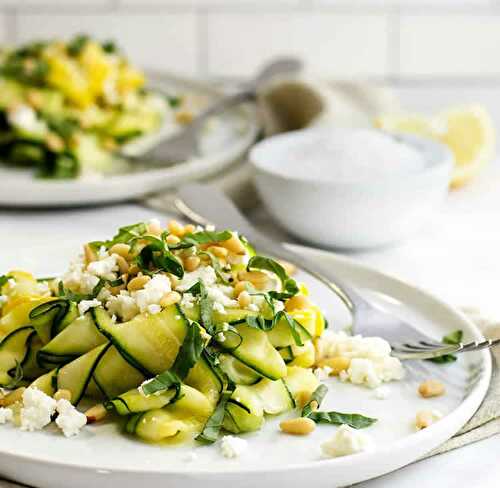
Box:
[2,0,500,80]
[206,12,389,78]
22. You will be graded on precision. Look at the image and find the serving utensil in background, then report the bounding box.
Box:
[175,183,497,361]
[122,57,303,165]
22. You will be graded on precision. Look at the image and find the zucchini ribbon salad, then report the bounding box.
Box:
[0,220,404,451]
[0,35,190,179]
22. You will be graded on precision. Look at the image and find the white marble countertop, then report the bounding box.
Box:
[1,162,500,487]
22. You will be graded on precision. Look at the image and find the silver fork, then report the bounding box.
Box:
[174,183,494,361]
[121,57,303,164]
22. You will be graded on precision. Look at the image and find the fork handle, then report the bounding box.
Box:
[174,188,370,316]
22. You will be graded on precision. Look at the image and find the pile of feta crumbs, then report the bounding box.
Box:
[314,330,405,389]
[1,387,86,437]
[321,425,374,458]
[220,435,248,459]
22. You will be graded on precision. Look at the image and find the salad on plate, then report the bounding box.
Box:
[0,35,190,179]
[0,219,407,455]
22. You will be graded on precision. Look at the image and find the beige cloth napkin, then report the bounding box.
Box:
[423,307,500,458]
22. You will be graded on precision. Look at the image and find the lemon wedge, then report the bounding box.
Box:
[375,105,496,188]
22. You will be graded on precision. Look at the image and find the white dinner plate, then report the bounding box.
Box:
[0,247,490,488]
[0,73,259,207]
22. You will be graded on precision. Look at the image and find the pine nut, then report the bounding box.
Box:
[278,259,297,276]
[169,274,180,289]
[415,410,442,430]
[184,224,196,234]
[237,270,269,290]
[160,291,181,307]
[46,132,64,152]
[285,295,312,311]
[317,356,351,375]
[0,387,25,407]
[221,233,246,255]
[83,244,96,265]
[207,246,228,258]
[296,391,312,408]
[128,264,140,276]
[166,234,181,245]
[233,281,250,297]
[184,256,201,272]
[238,290,251,308]
[26,89,43,109]
[147,220,162,236]
[85,404,107,424]
[418,379,445,398]
[109,243,131,259]
[168,220,185,237]
[280,417,316,435]
[115,255,129,274]
[175,110,194,125]
[127,275,151,291]
[54,389,72,402]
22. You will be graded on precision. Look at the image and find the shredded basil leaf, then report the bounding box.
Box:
[89,222,147,250]
[140,370,181,397]
[171,322,204,379]
[198,281,215,335]
[244,315,273,331]
[133,235,184,278]
[301,384,328,417]
[307,411,377,429]
[199,251,230,285]
[5,360,24,389]
[67,34,89,56]
[443,329,463,345]
[196,386,234,443]
[275,311,310,347]
[0,275,9,289]
[428,329,463,364]
[183,230,232,245]
[247,256,299,297]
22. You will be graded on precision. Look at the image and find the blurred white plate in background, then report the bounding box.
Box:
[0,73,259,208]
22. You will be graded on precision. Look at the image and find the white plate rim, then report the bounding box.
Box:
[0,248,491,486]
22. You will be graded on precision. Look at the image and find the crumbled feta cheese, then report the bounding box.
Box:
[0,407,13,424]
[133,274,171,313]
[147,304,162,315]
[8,104,47,134]
[216,332,226,343]
[78,298,101,316]
[87,254,118,280]
[180,293,196,309]
[62,258,99,295]
[205,225,215,232]
[222,323,230,332]
[106,291,139,322]
[206,285,238,308]
[314,366,332,381]
[273,300,285,312]
[213,301,226,314]
[55,399,87,437]
[36,281,50,296]
[220,435,248,458]
[0,295,7,308]
[374,386,390,400]
[176,266,217,291]
[321,425,374,458]
[20,387,57,432]
[316,331,404,388]
[247,303,259,312]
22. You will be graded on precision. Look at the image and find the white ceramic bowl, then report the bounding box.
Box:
[250,128,453,249]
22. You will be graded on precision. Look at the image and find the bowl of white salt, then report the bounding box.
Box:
[250,127,453,249]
